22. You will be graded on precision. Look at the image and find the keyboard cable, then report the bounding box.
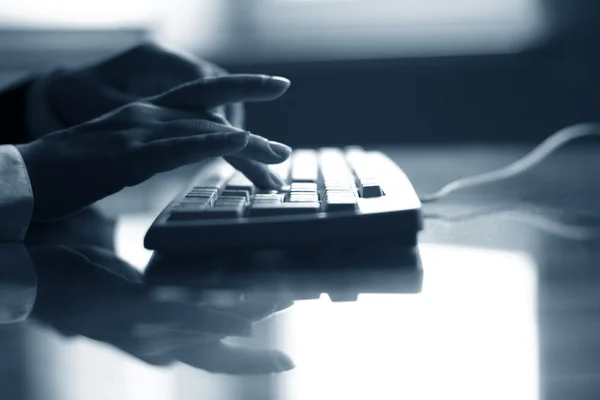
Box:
[417,123,600,239]
[418,123,600,203]
[422,205,600,240]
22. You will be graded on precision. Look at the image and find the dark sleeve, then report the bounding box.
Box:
[0,244,36,324]
[0,79,35,145]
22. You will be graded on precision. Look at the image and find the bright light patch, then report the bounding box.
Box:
[219,0,547,61]
[278,243,539,400]
[114,214,156,270]
[0,0,164,28]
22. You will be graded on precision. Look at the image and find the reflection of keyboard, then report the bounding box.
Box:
[144,147,422,251]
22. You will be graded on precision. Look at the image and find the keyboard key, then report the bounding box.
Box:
[225,172,256,196]
[345,149,384,198]
[323,191,356,199]
[188,187,218,195]
[290,182,318,193]
[290,150,319,182]
[187,190,218,199]
[184,191,217,204]
[253,193,284,203]
[179,197,213,207]
[360,182,384,198]
[214,198,246,207]
[172,203,209,211]
[220,190,250,203]
[248,202,320,217]
[323,189,356,197]
[192,179,230,195]
[324,181,355,188]
[289,193,319,202]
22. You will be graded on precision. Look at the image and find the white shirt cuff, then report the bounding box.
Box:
[0,145,33,242]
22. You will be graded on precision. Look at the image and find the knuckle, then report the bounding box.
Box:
[193,119,221,133]
[135,42,161,54]
[203,111,228,125]
[122,102,161,121]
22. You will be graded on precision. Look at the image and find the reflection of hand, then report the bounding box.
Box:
[24,206,116,249]
[28,245,295,374]
[17,76,291,222]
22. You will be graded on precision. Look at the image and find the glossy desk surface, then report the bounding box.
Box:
[2,144,600,400]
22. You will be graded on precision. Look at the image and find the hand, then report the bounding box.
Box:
[17,76,291,221]
[28,43,245,136]
[28,244,295,374]
[27,43,288,187]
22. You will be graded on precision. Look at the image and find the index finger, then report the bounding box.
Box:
[149,74,291,111]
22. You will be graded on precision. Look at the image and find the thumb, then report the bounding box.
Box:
[149,74,291,111]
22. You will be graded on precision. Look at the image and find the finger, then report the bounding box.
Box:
[198,62,245,127]
[153,118,241,140]
[158,120,291,164]
[218,299,295,322]
[137,303,254,336]
[225,157,286,189]
[140,131,250,174]
[116,339,188,363]
[69,245,143,283]
[115,331,209,358]
[149,74,291,111]
[174,342,295,375]
[235,133,292,164]
[117,343,177,366]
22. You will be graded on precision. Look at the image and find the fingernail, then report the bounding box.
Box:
[276,353,296,371]
[226,131,250,145]
[269,76,291,86]
[268,141,292,158]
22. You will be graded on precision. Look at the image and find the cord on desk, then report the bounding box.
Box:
[423,205,600,240]
[419,123,600,203]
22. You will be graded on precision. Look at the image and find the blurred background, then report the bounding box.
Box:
[1,1,599,399]
[1,0,600,146]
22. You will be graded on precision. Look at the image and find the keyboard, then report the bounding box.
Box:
[144,147,422,251]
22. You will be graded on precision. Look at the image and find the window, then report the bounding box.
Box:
[0,0,547,64]
[181,0,547,62]
[0,0,163,29]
